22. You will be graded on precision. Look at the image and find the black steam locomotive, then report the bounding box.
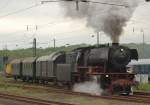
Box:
[9,43,138,95]
[71,43,138,94]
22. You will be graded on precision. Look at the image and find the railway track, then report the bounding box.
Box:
[73,92,150,104]
[0,93,76,105]
[1,91,150,105]
[134,91,150,96]
[113,95,150,104]
[2,80,150,104]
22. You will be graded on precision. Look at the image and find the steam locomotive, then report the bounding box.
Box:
[7,43,138,95]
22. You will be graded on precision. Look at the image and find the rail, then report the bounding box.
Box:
[0,93,76,105]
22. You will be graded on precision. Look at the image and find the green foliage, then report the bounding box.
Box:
[134,83,150,91]
[0,44,88,58]
[0,43,149,59]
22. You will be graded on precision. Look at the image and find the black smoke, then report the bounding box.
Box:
[60,0,138,43]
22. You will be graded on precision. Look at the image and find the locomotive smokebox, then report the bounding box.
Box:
[112,43,119,46]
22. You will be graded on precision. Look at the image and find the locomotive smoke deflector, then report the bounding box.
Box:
[130,49,138,60]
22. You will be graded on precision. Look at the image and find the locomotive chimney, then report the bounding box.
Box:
[112,43,119,46]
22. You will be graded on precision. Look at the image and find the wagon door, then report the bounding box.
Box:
[41,61,47,79]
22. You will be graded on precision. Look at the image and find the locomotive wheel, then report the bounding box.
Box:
[124,85,132,95]
[35,79,39,83]
[32,79,36,83]
[53,78,57,85]
[26,77,30,82]
[99,75,111,89]
[67,82,72,89]
[41,80,45,84]
[21,77,26,82]
[45,81,48,84]
[113,84,121,95]
[112,84,132,95]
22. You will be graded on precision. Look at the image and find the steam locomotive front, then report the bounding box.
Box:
[72,44,138,95]
[109,45,132,69]
[107,44,138,95]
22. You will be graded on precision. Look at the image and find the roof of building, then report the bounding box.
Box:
[128,59,150,65]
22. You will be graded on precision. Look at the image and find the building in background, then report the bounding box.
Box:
[128,59,150,83]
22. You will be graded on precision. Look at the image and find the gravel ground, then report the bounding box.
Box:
[0,98,32,105]
[0,87,149,105]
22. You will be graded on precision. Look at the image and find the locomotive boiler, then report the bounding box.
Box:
[74,43,138,70]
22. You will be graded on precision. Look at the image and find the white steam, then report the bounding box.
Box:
[60,0,139,43]
[73,76,103,96]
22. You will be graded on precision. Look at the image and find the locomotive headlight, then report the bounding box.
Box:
[106,75,109,77]
[120,48,124,52]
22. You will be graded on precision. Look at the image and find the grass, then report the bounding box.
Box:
[0,79,48,96]
[134,83,150,92]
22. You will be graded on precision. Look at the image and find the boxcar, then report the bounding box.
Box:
[11,59,22,80]
[36,52,65,82]
[56,64,72,83]
[22,57,37,81]
[56,52,77,84]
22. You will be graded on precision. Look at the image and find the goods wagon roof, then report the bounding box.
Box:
[36,52,64,62]
[36,55,49,62]
[10,59,21,64]
[22,57,37,63]
[128,59,150,65]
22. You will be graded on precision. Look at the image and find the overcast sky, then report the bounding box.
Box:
[0,0,150,50]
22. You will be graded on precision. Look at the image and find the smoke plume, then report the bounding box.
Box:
[60,0,138,43]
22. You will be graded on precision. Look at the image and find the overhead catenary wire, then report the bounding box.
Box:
[79,0,129,7]
[0,28,88,48]
[0,0,10,11]
[41,0,129,8]
[0,18,74,41]
[0,3,42,19]
[11,28,88,43]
